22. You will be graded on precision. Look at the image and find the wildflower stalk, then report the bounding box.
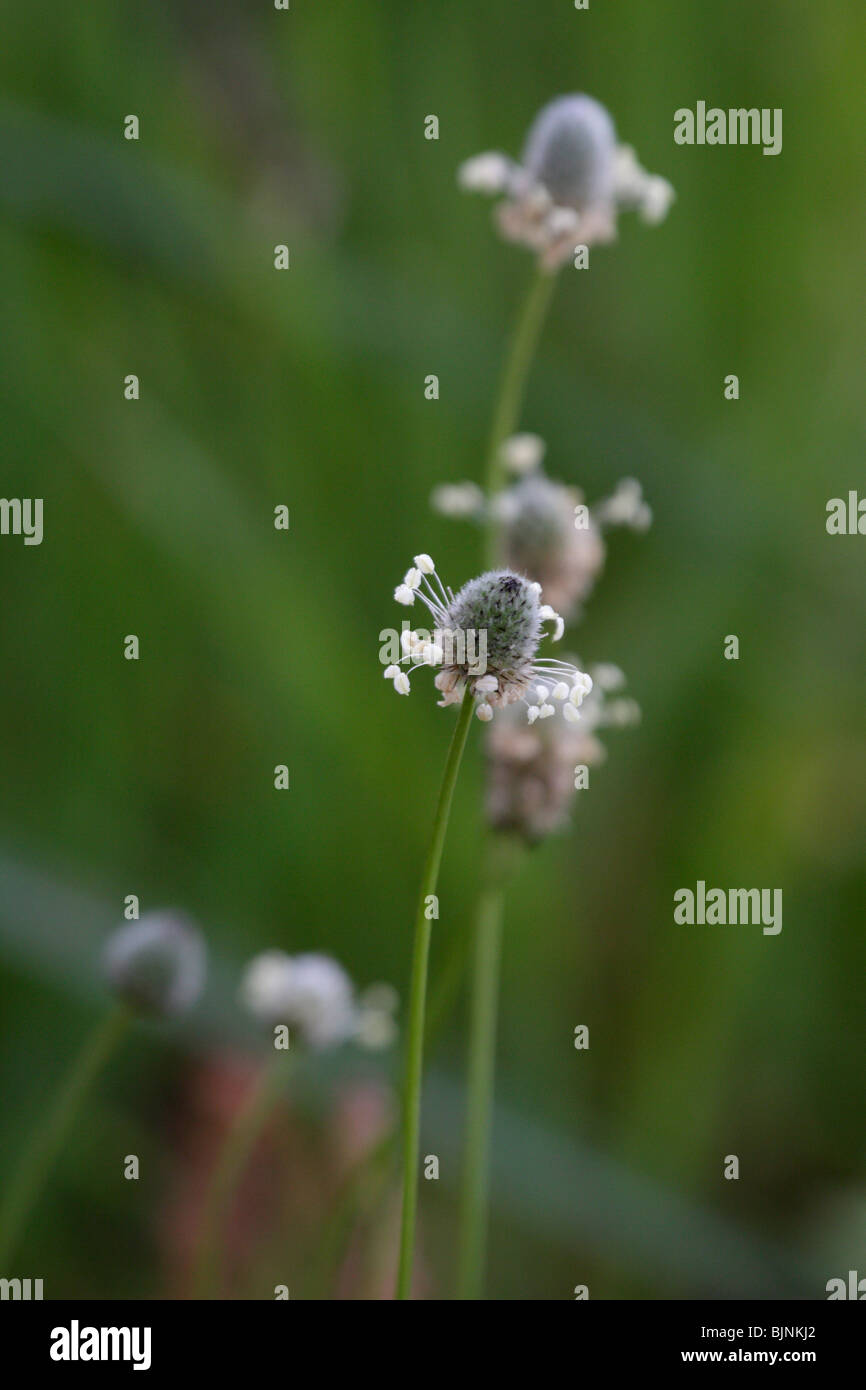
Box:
[456,870,505,1297]
[298,921,480,1298]
[396,685,476,1299]
[484,265,557,529]
[0,1003,130,1269]
[456,836,523,1298]
[457,266,559,1298]
[191,1051,291,1299]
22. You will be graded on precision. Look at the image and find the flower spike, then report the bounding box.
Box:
[383,559,591,726]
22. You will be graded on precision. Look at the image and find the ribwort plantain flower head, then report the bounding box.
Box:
[486,663,640,843]
[103,911,206,1017]
[459,93,674,270]
[383,554,592,723]
[493,471,605,620]
[523,94,617,213]
[434,442,652,622]
[241,950,358,1051]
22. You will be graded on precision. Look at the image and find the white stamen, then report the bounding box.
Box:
[500,432,546,476]
[383,664,400,680]
[546,206,580,239]
[422,643,443,666]
[458,151,513,194]
[563,702,581,723]
[393,672,410,695]
[526,705,541,724]
[593,663,625,691]
[414,554,435,573]
[569,675,592,708]
[539,703,555,719]
[476,701,494,722]
[430,481,484,518]
[474,675,498,693]
[551,682,570,701]
[394,584,415,606]
[404,568,422,590]
[539,604,564,641]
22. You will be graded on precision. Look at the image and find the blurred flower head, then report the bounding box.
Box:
[240,950,358,1050]
[385,555,593,723]
[459,93,674,269]
[433,441,652,622]
[493,470,606,620]
[103,911,206,1017]
[486,663,640,843]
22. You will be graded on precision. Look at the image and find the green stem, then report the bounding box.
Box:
[298,922,477,1299]
[0,1003,130,1270]
[454,263,559,1297]
[484,266,557,535]
[456,883,503,1298]
[456,836,521,1298]
[191,1051,291,1300]
[396,686,475,1300]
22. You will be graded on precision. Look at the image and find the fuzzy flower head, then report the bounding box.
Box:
[459,94,674,270]
[486,662,640,843]
[103,911,206,1017]
[241,950,358,1051]
[435,443,652,622]
[493,470,606,620]
[384,555,592,724]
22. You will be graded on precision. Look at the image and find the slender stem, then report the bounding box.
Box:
[456,836,522,1298]
[456,881,504,1298]
[0,1003,130,1270]
[396,686,475,1299]
[298,921,477,1299]
[484,265,557,530]
[454,263,559,1296]
[191,1051,291,1300]
[425,909,474,1041]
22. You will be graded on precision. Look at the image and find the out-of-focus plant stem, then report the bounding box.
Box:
[456,835,523,1298]
[0,1003,130,1270]
[458,261,558,1298]
[396,685,475,1299]
[191,1050,291,1299]
[484,265,557,559]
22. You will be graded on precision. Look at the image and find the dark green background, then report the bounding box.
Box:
[1,0,864,1298]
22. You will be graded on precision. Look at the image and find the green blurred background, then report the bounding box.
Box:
[1,0,864,1299]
